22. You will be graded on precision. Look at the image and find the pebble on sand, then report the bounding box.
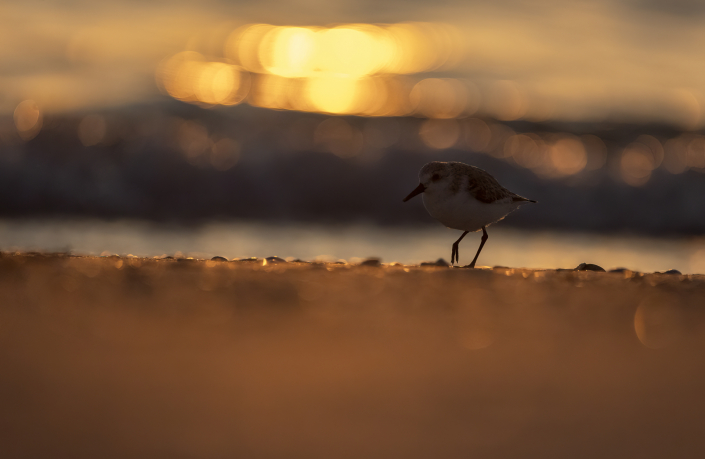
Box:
[235,257,259,263]
[575,263,606,272]
[360,258,381,267]
[421,259,450,267]
[265,256,287,264]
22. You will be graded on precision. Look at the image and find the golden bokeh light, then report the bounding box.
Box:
[8,1,705,133]
[655,134,705,174]
[461,128,607,178]
[581,134,608,171]
[260,27,318,78]
[361,76,413,117]
[505,134,544,169]
[157,52,247,106]
[669,88,701,130]
[409,78,468,119]
[248,74,297,110]
[383,23,459,74]
[78,114,107,147]
[177,120,211,164]
[419,119,461,150]
[194,62,242,105]
[226,23,276,73]
[174,119,241,170]
[158,20,705,130]
[547,136,587,177]
[635,135,664,169]
[306,76,361,115]
[13,100,43,141]
[315,26,388,77]
[486,123,515,158]
[620,143,656,187]
[248,22,462,80]
[160,22,464,117]
[353,77,389,116]
[157,51,204,102]
[686,135,705,170]
[662,135,689,174]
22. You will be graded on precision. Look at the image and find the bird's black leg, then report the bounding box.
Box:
[451,231,469,265]
[467,227,488,268]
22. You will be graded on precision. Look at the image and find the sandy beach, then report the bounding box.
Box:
[2,252,705,458]
[5,0,705,456]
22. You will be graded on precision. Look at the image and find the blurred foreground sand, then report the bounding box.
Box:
[1,253,705,458]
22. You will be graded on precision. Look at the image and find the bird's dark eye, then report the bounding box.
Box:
[431,174,440,181]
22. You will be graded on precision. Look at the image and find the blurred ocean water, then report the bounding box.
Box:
[1,219,704,274]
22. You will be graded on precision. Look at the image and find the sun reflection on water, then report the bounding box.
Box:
[6,12,705,189]
[158,22,464,116]
[148,20,705,185]
[157,52,248,106]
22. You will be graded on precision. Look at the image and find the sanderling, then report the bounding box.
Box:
[403,161,536,267]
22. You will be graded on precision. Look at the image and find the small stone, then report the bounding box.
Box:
[421,258,450,267]
[662,269,682,275]
[360,258,381,267]
[575,263,605,272]
[234,257,259,262]
[265,256,287,264]
[211,256,228,262]
[609,267,630,273]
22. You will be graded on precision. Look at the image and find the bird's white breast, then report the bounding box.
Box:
[422,189,521,232]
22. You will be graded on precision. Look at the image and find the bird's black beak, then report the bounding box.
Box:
[403,183,426,202]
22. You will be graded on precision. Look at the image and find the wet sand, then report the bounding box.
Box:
[1,252,705,458]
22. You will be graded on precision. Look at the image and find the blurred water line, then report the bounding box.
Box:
[1,219,704,274]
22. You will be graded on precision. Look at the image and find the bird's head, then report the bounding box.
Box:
[402,161,451,202]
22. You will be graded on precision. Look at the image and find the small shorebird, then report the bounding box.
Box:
[403,161,536,267]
